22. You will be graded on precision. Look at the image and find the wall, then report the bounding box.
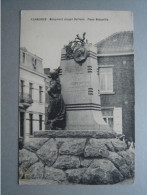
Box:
[98,55,135,140]
[19,48,46,141]
[20,68,46,139]
[44,68,51,129]
[20,49,43,74]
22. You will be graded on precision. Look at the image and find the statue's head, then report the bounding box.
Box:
[48,69,59,80]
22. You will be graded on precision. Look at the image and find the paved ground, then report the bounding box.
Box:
[117,178,134,185]
[19,178,134,185]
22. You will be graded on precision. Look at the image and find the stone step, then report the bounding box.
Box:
[34,130,116,139]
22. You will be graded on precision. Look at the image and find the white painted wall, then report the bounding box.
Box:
[113,107,122,134]
[19,66,46,142]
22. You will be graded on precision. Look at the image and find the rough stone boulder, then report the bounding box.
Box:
[19,167,24,179]
[104,139,115,152]
[107,151,132,178]
[19,149,38,169]
[80,158,93,168]
[44,167,67,183]
[36,138,58,167]
[118,149,135,166]
[19,131,135,185]
[55,138,74,148]
[84,139,109,158]
[82,159,124,184]
[118,149,135,177]
[59,138,86,155]
[65,168,86,183]
[53,155,80,169]
[24,162,44,179]
[24,138,48,152]
[111,139,127,151]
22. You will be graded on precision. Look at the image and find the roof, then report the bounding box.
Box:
[95,31,134,55]
[20,47,43,60]
[20,47,27,52]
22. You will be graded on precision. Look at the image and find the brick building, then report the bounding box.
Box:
[19,47,46,142]
[95,31,135,140]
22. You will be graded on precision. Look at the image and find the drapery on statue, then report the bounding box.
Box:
[46,68,66,130]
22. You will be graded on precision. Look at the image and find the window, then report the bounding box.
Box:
[101,109,114,129]
[29,113,33,135]
[32,58,37,69]
[22,52,25,63]
[20,80,24,97]
[102,107,122,133]
[99,67,113,92]
[39,86,43,103]
[29,83,33,98]
[20,112,24,137]
[39,115,43,130]
[35,59,37,66]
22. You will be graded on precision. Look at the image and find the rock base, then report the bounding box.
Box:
[19,131,135,185]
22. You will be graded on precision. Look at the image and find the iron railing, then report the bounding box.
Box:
[19,93,33,104]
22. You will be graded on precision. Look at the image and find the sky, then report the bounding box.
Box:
[20,10,133,70]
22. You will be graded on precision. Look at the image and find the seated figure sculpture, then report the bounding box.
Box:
[46,68,66,130]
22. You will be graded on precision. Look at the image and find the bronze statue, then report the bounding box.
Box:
[75,32,86,44]
[64,32,88,64]
[46,68,66,130]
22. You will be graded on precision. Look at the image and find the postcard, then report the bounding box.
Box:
[19,10,135,185]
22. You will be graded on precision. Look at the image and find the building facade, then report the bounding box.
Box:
[19,47,46,142]
[44,68,51,130]
[95,31,135,140]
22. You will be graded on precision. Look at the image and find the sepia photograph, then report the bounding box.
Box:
[19,10,135,185]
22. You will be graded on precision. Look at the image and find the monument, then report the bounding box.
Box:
[59,33,110,131]
[20,33,134,185]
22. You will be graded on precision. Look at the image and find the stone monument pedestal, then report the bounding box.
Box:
[19,130,135,184]
[60,43,110,131]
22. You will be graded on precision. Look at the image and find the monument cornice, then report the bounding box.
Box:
[20,65,46,78]
[65,103,101,111]
[97,52,134,57]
